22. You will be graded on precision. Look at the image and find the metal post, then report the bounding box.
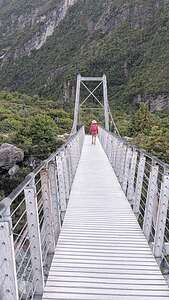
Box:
[73,139,78,172]
[143,163,159,242]
[116,141,124,179]
[153,171,169,258]
[72,140,78,177]
[40,168,55,254]
[127,149,138,203]
[56,155,67,221]
[133,153,146,216]
[112,138,118,169]
[61,151,70,205]
[0,207,19,300]
[101,130,105,151]
[24,178,44,295]
[99,128,103,146]
[105,133,109,152]
[104,133,108,154]
[114,139,120,176]
[69,141,75,177]
[66,144,73,188]
[122,147,132,194]
[164,243,169,255]
[105,133,110,155]
[109,138,114,166]
[72,74,81,134]
[103,74,110,131]
[65,147,71,194]
[107,136,113,161]
[119,143,127,184]
[48,162,61,244]
[109,136,113,165]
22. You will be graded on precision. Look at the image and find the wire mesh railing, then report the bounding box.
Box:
[0,126,85,300]
[99,127,169,280]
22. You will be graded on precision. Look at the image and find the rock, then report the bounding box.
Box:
[95,1,164,34]
[133,93,169,112]
[0,144,24,170]
[57,133,69,144]
[8,164,20,176]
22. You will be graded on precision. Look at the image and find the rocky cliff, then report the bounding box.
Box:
[0,0,77,61]
[0,0,169,111]
[133,93,169,112]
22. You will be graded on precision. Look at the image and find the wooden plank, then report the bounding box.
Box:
[42,136,169,299]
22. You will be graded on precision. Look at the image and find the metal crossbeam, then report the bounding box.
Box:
[80,81,103,107]
[81,81,104,108]
[81,76,103,81]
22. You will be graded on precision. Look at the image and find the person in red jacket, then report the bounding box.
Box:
[89,120,98,145]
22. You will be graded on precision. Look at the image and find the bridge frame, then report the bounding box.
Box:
[72,74,110,134]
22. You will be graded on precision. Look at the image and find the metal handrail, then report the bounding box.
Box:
[98,126,169,279]
[0,126,85,300]
[102,126,169,169]
[0,126,84,217]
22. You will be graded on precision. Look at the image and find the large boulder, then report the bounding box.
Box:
[0,143,24,170]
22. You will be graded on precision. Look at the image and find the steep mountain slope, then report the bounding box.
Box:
[0,0,169,111]
[0,0,77,59]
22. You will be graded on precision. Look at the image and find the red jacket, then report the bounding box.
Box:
[90,123,98,135]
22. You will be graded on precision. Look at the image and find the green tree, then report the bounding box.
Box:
[133,124,169,163]
[129,103,156,136]
[46,109,72,133]
[29,114,58,144]
[15,114,58,156]
[0,117,22,133]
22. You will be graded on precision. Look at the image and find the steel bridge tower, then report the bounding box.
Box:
[71,74,110,134]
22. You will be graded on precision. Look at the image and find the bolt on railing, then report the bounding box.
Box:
[99,127,169,278]
[0,126,85,300]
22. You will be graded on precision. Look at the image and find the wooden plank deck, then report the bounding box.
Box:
[42,136,169,299]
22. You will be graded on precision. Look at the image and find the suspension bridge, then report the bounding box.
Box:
[0,75,169,300]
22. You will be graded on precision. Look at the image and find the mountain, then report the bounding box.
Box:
[0,0,77,58]
[0,0,169,112]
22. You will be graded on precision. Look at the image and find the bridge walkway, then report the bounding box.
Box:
[42,136,169,300]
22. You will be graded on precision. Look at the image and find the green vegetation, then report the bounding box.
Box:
[119,104,169,163]
[0,91,72,156]
[0,91,73,198]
